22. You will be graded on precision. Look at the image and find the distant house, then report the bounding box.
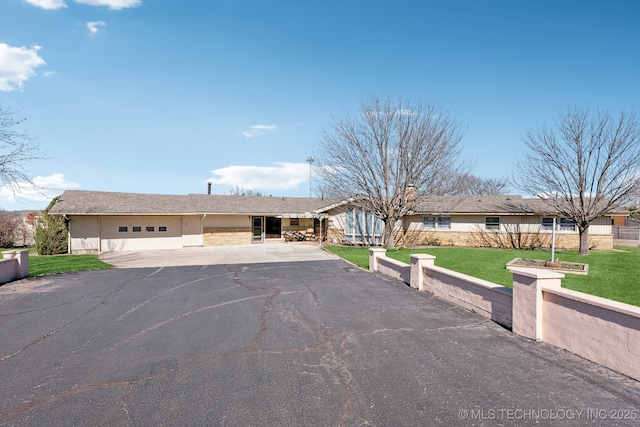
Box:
[17,210,42,247]
[49,191,625,253]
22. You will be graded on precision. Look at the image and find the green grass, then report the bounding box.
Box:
[1,248,114,277]
[28,254,114,277]
[324,245,640,307]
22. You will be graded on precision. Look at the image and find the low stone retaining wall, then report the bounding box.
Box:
[369,248,640,382]
[0,250,29,284]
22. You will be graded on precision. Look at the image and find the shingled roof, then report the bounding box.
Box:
[49,190,338,217]
[413,194,628,216]
[49,191,629,217]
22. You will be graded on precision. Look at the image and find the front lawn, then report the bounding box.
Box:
[1,249,114,277]
[324,245,640,307]
[28,254,114,276]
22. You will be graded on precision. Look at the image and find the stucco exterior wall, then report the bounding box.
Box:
[203,215,250,228]
[69,215,100,253]
[182,215,203,247]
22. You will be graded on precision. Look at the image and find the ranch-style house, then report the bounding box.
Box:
[49,190,626,253]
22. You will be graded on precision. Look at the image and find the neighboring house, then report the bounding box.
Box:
[49,191,625,253]
[16,210,42,247]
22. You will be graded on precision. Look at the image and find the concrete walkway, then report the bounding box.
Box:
[98,243,339,268]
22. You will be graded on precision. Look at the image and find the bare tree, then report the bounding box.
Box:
[228,186,266,197]
[513,107,640,255]
[316,94,466,248]
[0,104,42,193]
[0,210,20,248]
[453,174,509,195]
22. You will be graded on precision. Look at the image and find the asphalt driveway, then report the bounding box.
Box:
[1,253,639,425]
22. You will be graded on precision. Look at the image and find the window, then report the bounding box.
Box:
[345,208,383,244]
[541,217,555,231]
[290,218,300,227]
[485,216,500,231]
[422,216,436,229]
[146,226,154,232]
[423,216,451,230]
[560,218,576,232]
[133,226,141,232]
[265,217,282,238]
[118,226,128,232]
[159,226,167,232]
[436,216,451,230]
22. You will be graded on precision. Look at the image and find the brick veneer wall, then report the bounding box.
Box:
[204,227,252,246]
[401,230,613,250]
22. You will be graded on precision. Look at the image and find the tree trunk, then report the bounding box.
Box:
[384,220,395,249]
[578,226,590,256]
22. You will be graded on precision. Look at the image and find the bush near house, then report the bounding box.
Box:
[35,197,68,255]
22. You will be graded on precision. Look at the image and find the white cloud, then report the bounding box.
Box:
[0,173,80,203]
[25,0,67,9]
[74,0,141,10]
[242,124,278,138]
[26,0,140,10]
[87,20,106,35]
[0,43,46,92]
[207,163,308,192]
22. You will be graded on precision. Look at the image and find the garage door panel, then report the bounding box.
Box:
[100,216,182,251]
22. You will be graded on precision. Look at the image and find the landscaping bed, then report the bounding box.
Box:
[506,258,589,275]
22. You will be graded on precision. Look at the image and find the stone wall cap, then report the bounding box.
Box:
[507,266,565,279]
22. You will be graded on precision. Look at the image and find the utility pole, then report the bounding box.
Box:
[306,156,314,198]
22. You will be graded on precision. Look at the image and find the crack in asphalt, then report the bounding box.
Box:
[0,268,478,426]
[115,272,237,322]
[0,272,149,364]
[248,288,282,352]
[248,282,372,426]
[113,294,271,349]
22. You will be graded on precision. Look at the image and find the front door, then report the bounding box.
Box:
[252,216,264,243]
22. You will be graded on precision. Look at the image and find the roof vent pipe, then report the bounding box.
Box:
[207,182,211,195]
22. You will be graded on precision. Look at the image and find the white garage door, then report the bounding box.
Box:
[100,216,183,251]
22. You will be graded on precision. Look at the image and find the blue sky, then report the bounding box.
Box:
[1,0,639,211]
